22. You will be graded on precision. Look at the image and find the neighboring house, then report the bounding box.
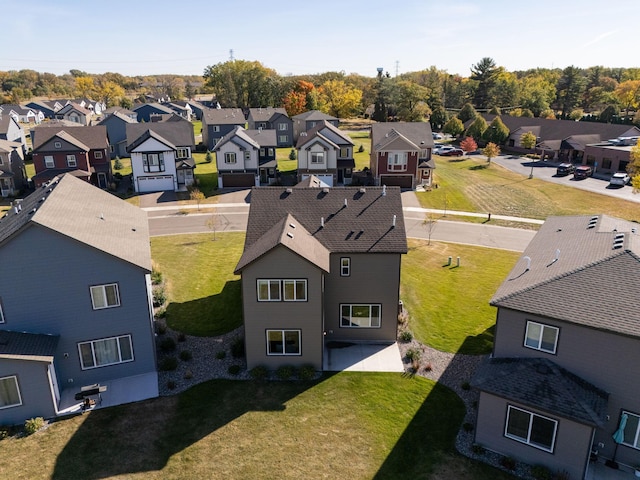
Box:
[0,104,43,124]
[583,136,638,174]
[296,120,355,186]
[29,120,80,147]
[31,125,111,188]
[234,181,407,370]
[0,114,26,150]
[98,110,138,159]
[25,100,58,119]
[370,122,435,189]
[163,101,193,121]
[74,98,105,116]
[471,214,640,478]
[132,103,175,123]
[0,174,158,426]
[126,122,196,193]
[201,108,246,150]
[247,107,293,147]
[185,100,206,120]
[101,106,137,121]
[0,140,27,196]
[214,126,278,188]
[55,102,92,126]
[292,110,339,143]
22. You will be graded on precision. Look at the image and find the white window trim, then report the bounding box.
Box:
[224,152,237,164]
[44,155,55,168]
[387,152,408,171]
[340,304,381,328]
[0,375,22,409]
[54,141,61,149]
[0,298,5,323]
[257,279,281,301]
[283,279,307,301]
[621,411,640,449]
[177,148,189,159]
[213,126,220,132]
[310,152,325,164]
[244,150,251,161]
[268,148,274,156]
[505,405,557,453]
[78,335,134,370]
[340,257,350,277]
[278,123,288,131]
[279,135,288,143]
[94,151,103,159]
[90,283,121,310]
[66,154,77,167]
[266,329,301,356]
[524,321,559,354]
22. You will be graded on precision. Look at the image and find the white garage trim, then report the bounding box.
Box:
[137,175,175,193]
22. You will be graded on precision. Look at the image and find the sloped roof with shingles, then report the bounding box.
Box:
[296,120,354,149]
[98,110,137,125]
[127,129,177,153]
[214,126,259,151]
[202,108,246,126]
[0,330,59,362]
[58,102,91,116]
[31,125,108,150]
[244,129,277,147]
[241,186,407,255]
[0,174,151,271]
[472,357,609,427]
[125,122,194,148]
[235,213,330,273]
[371,122,434,152]
[132,102,174,115]
[492,215,640,337]
[292,110,339,122]
[248,107,289,123]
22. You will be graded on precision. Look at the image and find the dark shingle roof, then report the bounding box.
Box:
[0,330,59,362]
[292,110,339,122]
[31,125,108,150]
[248,107,288,123]
[296,120,354,149]
[492,215,640,337]
[472,357,609,427]
[244,129,277,147]
[125,122,195,148]
[371,122,434,151]
[202,108,246,126]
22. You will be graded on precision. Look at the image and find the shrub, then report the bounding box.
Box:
[159,337,176,352]
[231,337,245,358]
[177,332,186,342]
[0,426,10,440]
[405,348,421,371]
[153,287,166,307]
[205,150,213,163]
[531,465,553,480]
[397,310,408,324]
[215,350,226,360]
[155,308,167,319]
[288,148,296,160]
[462,422,474,432]
[179,350,192,361]
[298,364,317,380]
[24,417,44,435]
[228,364,241,375]
[471,444,485,455]
[114,156,123,170]
[159,356,178,371]
[500,456,516,470]
[167,380,177,390]
[399,330,413,342]
[423,362,432,372]
[249,365,269,380]
[276,365,295,380]
[151,268,163,285]
[184,369,193,380]
[155,322,167,335]
[461,381,471,391]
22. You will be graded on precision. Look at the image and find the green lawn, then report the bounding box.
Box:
[0,373,515,480]
[192,152,218,197]
[277,146,297,173]
[401,239,520,354]
[423,156,640,222]
[111,156,132,177]
[348,131,371,171]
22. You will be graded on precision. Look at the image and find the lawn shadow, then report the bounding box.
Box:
[469,164,490,170]
[51,375,335,479]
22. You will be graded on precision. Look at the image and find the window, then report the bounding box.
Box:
[44,155,55,168]
[278,123,288,131]
[279,135,288,144]
[268,148,274,156]
[109,145,115,153]
[283,280,307,301]
[0,154,3,165]
[621,411,640,449]
[90,283,120,309]
[54,141,61,149]
[0,376,22,409]
[310,152,325,164]
[244,150,251,161]
[340,257,350,276]
[259,148,265,157]
[524,321,558,354]
[340,147,349,158]
[266,330,301,355]
[213,126,220,132]
[176,148,189,159]
[94,151,103,159]
[341,304,381,328]
[78,335,134,369]
[603,158,612,170]
[142,153,165,172]
[259,123,266,129]
[388,152,407,171]
[419,149,428,159]
[224,152,237,164]
[257,279,281,301]
[66,155,77,167]
[505,405,557,452]
[0,297,4,323]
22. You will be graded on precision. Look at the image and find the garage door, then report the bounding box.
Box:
[380,175,413,189]
[302,174,333,187]
[222,173,256,188]
[137,175,175,193]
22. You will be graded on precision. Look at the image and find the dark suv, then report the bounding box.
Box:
[556,163,575,176]
[574,165,593,180]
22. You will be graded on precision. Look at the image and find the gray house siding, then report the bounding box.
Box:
[203,123,243,151]
[0,358,57,425]
[475,392,592,480]
[0,225,156,392]
[241,246,324,370]
[323,253,400,343]
[100,116,131,159]
[493,308,640,466]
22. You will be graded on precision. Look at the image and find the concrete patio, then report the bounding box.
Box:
[586,459,637,479]
[323,342,404,372]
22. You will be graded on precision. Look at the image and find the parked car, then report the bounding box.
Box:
[432,132,443,140]
[556,163,575,176]
[434,145,456,155]
[574,165,593,180]
[609,172,630,186]
[440,148,464,157]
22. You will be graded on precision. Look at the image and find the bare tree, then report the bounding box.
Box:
[422,213,438,245]
[206,210,221,241]
[189,187,205,211]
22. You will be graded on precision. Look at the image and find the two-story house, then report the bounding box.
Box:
[98,110,138,158]
[55,102,92,126]
[0,104,43,124]
[201,108,246,150]
[247,107,293,147]
[0,114,26,150]
[31,125,111,188]
[471,214,640,479]
[0,174,158,426]
[214,126,278,188]
[292,110,339,143]
[126,122,196,193]
[0,140,27,197]
[132,102,175,123]
[370,122,435,189]
[234,181,407,370]
[296,120,355,186]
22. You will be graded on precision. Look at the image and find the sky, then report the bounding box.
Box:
[2,0,639,78]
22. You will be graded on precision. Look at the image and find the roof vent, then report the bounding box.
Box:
[320,217,324,228]
[289,223,296,229]
[613,233,625,249]
[286,232,294,239]
[587,216,598,229]
[523,256,531,271]
[285,188,292,194]
[392,214,396,228]
[322,187,329,193]
[344,198,348,207]
[382,185,386,196]
[359,187,366,193]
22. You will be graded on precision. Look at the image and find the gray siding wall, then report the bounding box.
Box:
[475,392,591,480]
[0,358,56,425]
[0,226,156,392]
[241,246,324,370]
[102,117,128,159]
[324,253,400,343]
[494,308,640,466]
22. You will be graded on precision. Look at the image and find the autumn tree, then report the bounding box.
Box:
[203,60,280,108]
[206,211,221,241]
[442,117,464,138]
[459,136,478,154]
[283,80,316,116]
[482,116,509,145]
[75,76,96,98]
[628,143,640,193]
[189,187,205,211]
[387,80,431,121]
[423,213,438,246]
[465,116,488,141]
[520,131,537,149]
[318,80,362,118]
[482,142,500,163]
[613,80,640,120]
[96,81,125,107]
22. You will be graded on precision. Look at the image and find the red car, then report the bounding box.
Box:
[440,148,464,157]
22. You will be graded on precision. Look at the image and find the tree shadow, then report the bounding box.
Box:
[469,164,489,170]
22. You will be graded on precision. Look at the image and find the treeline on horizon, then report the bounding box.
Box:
[1,57,639,127]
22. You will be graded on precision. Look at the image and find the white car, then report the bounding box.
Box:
[434,145,456,155]
[609,172,630,186]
